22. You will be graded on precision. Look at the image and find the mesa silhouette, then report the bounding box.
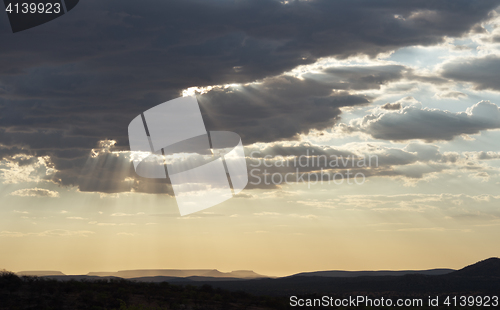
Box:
[16,269,267,282]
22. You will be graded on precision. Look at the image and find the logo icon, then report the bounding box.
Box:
[3,0,80,33]
[128,96,248,216]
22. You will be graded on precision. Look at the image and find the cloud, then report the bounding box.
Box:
[13,210,29,214]
[111,212,145,217]
[10,188,59,198]
[0,231,26,237]
[46,144,175,195]
[344,100,500,141]
[377,227,471,232]
[0,0,495,144]
[233,193,254,199]
[442,55,500,91]
[197,67,396,144]
[466,151,500,160]
[296,200,337,209]
[381,102,402,110]
[254,212,281,216]
[245,231,268,234]
[434,91,468,100]
[117,232,137,236]
[0,229,95,237]
[288,214,318,219]
[0,0,497,194]
[243,140,462,188]
[403,143,458,163]
[298,194,500,218]
[323,65,407,89]
[0,155,54,184]
[0,136,469,194]
[37,230,95,237]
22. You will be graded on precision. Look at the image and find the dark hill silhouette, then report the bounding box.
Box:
[292,268,454,277]
[176,257,500,296]
[450,257,500,277]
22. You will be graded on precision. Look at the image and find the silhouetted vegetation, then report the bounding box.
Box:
[0,269,286,310]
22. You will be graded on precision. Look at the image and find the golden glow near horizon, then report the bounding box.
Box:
[1,174,499,276]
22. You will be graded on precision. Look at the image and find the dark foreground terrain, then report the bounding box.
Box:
[0,271,285,310]
[1,258,499,309]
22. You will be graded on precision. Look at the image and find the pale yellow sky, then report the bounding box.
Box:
[1,173,499,276]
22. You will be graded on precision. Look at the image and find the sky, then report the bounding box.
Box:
[1,0,500,277]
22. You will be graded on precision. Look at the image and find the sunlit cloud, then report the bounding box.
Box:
[10,188,59,198]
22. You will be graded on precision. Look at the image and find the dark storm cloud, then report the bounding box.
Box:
[441,55,500,91]
[199,65,458,144]
[0,145,31,158]
[49,150,175,194]
[0,0,498,193]
[198,70,378,144]
[47,141,458,193]
[345,100,500,141]
[0,0,496,140]
[243,141,460,188]
[321,65,407,90]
